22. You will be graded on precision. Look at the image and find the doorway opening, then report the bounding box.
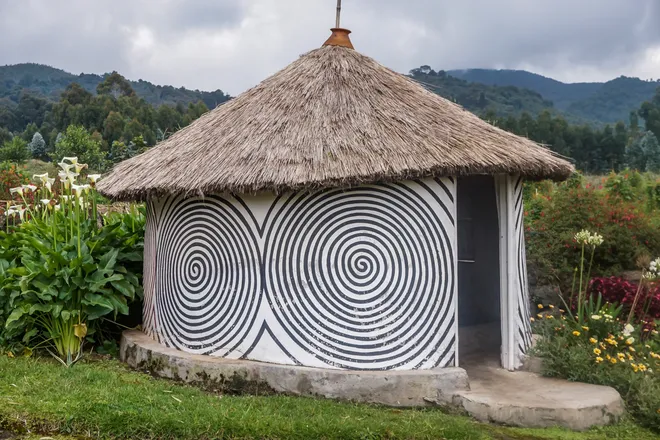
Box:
[457,176,502,368]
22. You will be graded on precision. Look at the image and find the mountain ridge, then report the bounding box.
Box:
[447,68,659,123]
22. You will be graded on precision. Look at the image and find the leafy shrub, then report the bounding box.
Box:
[0,137,31,163]
[0,158,144,365]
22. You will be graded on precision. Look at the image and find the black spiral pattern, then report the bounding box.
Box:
[513,176,533,359]
[264,181,456,370]
[142,200,159,339]
[154,195,261,355]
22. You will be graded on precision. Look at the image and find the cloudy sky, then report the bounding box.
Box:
[1,0,659,95]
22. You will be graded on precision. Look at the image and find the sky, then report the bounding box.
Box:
[1,0,659,96]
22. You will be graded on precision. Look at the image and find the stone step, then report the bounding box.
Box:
[454,365,625,431]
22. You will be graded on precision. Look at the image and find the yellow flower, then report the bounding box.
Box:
[593,348,601,355]
[538,304,544,309]
[545,315,554,320]
[530,317,535,322]
[537,314,543,319]
[632,364,639,373]
[626,337,635,345]
[595,357,604,363]
[582,326,589,331]
[549,305,555,309]
[627,353,634,361]
[589,337,598,344]
[572,331,581,337]
[629,347,636,352]
[7,351,13,358]
[606,354,611,360]
[617,353,626,360]
[639,364,647,372]
[610,358,618,364]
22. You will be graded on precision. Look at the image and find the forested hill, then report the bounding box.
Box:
[409,66,556,119]
[0,63,231,110]
[447,68,660,124]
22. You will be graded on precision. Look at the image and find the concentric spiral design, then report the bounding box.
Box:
[264,181,456,370]
[154,195,261,355]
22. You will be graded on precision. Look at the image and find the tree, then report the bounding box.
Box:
[0,127,12,146]
[0,137,30,163]
[21,122,38,142]
[642,131,660,173]
[53,125,106,171]
[29,132,47,160]
[96,72,136,99]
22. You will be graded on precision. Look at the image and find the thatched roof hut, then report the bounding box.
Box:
[97,29,573,201]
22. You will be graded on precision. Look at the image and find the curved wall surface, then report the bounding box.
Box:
[142,178,458,370]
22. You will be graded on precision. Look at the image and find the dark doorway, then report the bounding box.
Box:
[457,176,501,367]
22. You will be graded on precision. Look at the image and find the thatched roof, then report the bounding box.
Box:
[98,29,574,201]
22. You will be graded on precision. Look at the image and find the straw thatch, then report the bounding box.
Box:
[98,44,574,201]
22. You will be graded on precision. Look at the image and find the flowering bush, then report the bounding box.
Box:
[0,162,29,201]
[533,306,660,431]
[590,277,660,325]
[0,157,144,366]
[526,175,660,287]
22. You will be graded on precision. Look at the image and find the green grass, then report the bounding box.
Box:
[0,356,656,440]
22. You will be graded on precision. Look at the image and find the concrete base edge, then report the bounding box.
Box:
[120,330,470,407]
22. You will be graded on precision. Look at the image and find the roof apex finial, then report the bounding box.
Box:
[323,28,354,49]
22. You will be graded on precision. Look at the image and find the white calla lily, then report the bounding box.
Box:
[74,163,88,174]
[33,173,49,183]
[62,156,78,165]
[45,178,55,192]
[22,184,37,193]
[88,174,102,183]
[9,187,23,196]
[58,162,73,172]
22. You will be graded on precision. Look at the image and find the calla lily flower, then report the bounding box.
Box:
[88,174,102,183]
[61,195,73,202]
[22,184,37,193]
[33,173,49,183]
[58,162,73,172]
[62,156,78,165]
[45,178,55,192]
[17,208,26,221]
[9,187,23,196]
[71,184,90,195]
[54,204,61,211]
[74,163,88,173]
[41,199,52,206]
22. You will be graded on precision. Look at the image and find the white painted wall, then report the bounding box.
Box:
[142,178,457,371]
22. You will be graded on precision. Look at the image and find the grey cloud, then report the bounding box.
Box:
[0,0,659,94]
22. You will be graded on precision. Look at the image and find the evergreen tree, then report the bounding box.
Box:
[642,131,660,173]
[28,131,47,160]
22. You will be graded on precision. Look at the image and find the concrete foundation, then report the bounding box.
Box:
[120,330,470,407]
[121,330,625,430]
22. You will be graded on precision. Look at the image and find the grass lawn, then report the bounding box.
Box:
[0,356,656,440]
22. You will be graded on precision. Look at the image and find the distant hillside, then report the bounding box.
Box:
[409,66,555,119]
[0,63,231,110]
[448,68,659,124]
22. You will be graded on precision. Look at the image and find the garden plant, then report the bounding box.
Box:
[532,229,660,431]
[0,157,144,366]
